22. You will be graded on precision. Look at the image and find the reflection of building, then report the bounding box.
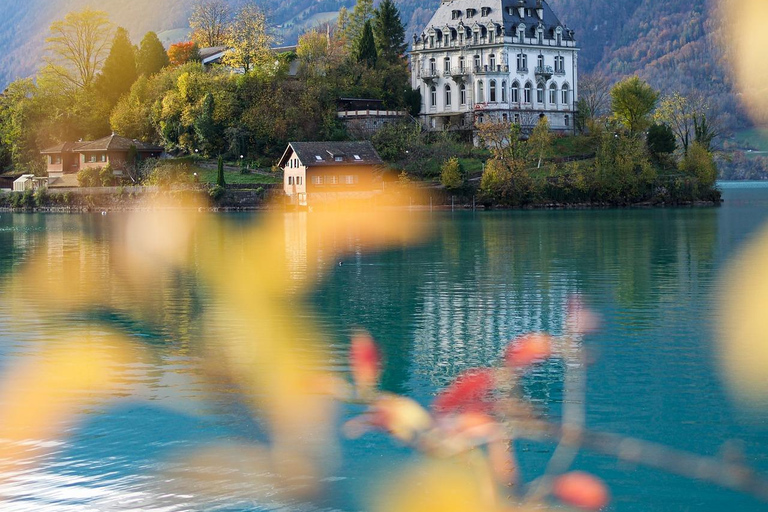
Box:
[278,141,384,207]
[410,0,578,134]
[41,134,163,187]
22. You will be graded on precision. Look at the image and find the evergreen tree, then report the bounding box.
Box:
[356,20,377,68]
[137,32,169,77]
[96,27,137,106]
[372,0,406,63]
[216,155,226,187]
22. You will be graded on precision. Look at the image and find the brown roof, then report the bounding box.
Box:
[41,134,162,155]
[279,141,383,168]
[76,134,163,153]
[48,174,80,188]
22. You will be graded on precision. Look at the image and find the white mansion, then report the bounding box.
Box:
[410,0,578,134]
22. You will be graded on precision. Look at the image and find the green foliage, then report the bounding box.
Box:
[95,27,137,107]
[77,167,101,187]
[342,0,374,52]
[593,131,656,202]
[371,121,420,162]
[194,92,219,156]
[137,32,169,77]
[693,113,716,152]
[372,0,406,63]
[680,142,717,188]
[223,3,275,74]
[216,155,225,187]
[33,187,48,207]
[100,163,115,187]
[647,123,676,156]
[144,161,195,187]
[527,117,553,168]
[209,184,226,202]
[440,157,464,189]
[356,20,377,68]
[610,76,659,135]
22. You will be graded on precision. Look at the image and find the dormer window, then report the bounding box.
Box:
[334,156,343,162]
[452,10,461,20]
[315,155,323,161]
[353,155,361,160]
[466,8,476,18]
[481,7,491,17]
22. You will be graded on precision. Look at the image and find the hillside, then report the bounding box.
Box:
[0,0,743,129]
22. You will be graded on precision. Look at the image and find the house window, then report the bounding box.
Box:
[501,80,507,102]
[452,9,461,20]
[537,54,544,69]
[334,156,343,162]
[344,175,358,184]
[466,8,475,18]
[502,113,508,122]
[288,176,294,185]
[537,84,544,103]
[511,81,519,103]
[557,33,562,46]
[459,56,465,72]
[514,113,520,124]
[353,155,361,160]
[312,175,322,185]
[518,28,525,43]
[430,86,437,107]
[474,54,480,70]
[297,176,302,185]
[489,80,496,102]
[477,81,484,102]
[429,58,436,74]
[564,114,570,126]
[90,155,97,163]
[489,54,496,70]
[101,153,107,162]
[444,57,451,73]
[538,30,543,44]
[549,83,557,104]
[315,155,323,161]
[326,175,338,184]
[481,6,490,16]
[460,84,466,105]
[445,84,452,107]
[562,83,570,105]
[524,82,532,103]
[516,53,527,71]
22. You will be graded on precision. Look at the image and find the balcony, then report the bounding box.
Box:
[534,65,554,80]
[451,67,469,77]
[473,64,510,74]
[419,68,441,83]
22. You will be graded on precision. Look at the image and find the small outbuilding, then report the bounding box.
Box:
[278,141,384,207]
[13,174,47,192]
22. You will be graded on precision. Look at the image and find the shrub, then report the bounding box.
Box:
[100,164,115,187]
[440,157,464,189]
[209,185,225,203]
[77,167,101,187]
[144,162,195,188]
[33,187,48,207]
[680,142,717,189]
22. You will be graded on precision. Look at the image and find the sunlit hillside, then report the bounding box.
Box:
[0,0,743,128]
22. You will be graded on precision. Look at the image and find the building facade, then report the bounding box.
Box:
[278,141,384,207]
[410,0,578,134]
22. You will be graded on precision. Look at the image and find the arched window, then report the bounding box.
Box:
[444,57,451,73]
[501,80,507,102]
[549,83,557,105]
[430,85,437,107]
[524,82,532,103]
[477,81,484,103]
[489,80,497,102]
[511,81,520,103]
[489,53,496,70]
[460,84,467,105]
[561,83,570,105]
[445,84,452,107]
[536,83,544,104]
[537,54,544,69]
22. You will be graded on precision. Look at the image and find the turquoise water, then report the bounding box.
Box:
[0,183,768,510]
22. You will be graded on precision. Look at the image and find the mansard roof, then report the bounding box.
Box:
[416,0,574,43]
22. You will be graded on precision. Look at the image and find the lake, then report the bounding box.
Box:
[0,182,767,511]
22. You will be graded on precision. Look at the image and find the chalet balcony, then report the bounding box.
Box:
[535,65,554,79]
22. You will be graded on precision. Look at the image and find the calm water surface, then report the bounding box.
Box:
[1,182,768,511]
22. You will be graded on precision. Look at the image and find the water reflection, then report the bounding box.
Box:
[1,190,767,511]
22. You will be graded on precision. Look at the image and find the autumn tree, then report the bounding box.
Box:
[372,0,406,63]
[296,29,329,78]
[137,32,169,77]
[610,76,658,136]
[168,42,201,67]
[440,157,464,189]
[223,3,275,74]
[527,116,553,168]
[95,27,137,106]
[42,8,113,92]
[579,72,611,120]
[356,20,377,68]
[343,0,374,52]
[189,0,230,48]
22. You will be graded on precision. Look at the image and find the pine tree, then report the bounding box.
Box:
[372,0,406,63]
[136,32,169,77]
[216,155,226,187]
[356,20,377,68]
[96,27,137,106]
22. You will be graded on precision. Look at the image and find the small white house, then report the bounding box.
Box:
[13,175,47,192]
